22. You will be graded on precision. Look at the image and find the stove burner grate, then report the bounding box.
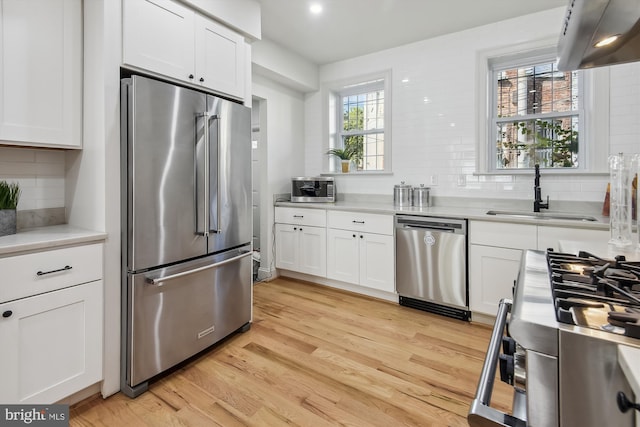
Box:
[546,249,640,339]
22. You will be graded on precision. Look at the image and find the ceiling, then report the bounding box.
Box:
[256,0,569,65]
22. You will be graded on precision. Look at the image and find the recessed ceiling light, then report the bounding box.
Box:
[594,34,620,48]
[310,3,323,14]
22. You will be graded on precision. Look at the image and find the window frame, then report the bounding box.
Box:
[490,52,584,171]
[323,70,392,175]
[475,39,609,175]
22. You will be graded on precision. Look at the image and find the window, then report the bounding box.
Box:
[325,71,391,173]
[491,55,582,170]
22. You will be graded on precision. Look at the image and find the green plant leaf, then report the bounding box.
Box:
[0,181,20,209]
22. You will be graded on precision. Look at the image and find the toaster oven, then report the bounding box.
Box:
[291,177,335,202]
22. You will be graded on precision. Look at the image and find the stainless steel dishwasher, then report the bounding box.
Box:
[395,215,470,320]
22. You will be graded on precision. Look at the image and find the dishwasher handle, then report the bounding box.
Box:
[400,223,456,233]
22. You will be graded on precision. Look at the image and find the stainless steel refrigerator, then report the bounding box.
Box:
[120,75,252,398]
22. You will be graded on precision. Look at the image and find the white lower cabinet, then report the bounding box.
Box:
[326,211,394,293]
[0,243,104,404]
[275,223,326,277]
[469,245,520,315]
[538,225,609,252]
[0,281,102,404]
[468,221,537,317]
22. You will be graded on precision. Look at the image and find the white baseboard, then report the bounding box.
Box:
[278,270,398,303]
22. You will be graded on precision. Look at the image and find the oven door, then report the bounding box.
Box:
[468,299,527,427]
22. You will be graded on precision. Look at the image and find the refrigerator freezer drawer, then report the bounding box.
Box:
[126,248,251,387]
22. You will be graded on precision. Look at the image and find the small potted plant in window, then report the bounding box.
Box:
[327,147,355,173]
[0,181,20,237]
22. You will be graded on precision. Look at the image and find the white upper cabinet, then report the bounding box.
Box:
[194,14,245,98]
[123,0,247,100]
[0,0,82,148]
[122,0,195,83]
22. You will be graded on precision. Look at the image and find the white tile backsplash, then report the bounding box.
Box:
[305,8,640,204]
[0,146,65,210]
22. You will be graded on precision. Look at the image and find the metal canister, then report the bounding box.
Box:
[412,184,431,207]
[394,181,412,206]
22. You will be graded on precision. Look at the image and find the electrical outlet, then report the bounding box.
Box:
[457,174,466,187]
[430,175,438,186]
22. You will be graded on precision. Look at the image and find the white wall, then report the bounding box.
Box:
[252,38,319,92]
[304,8,640,203]
[252,73,306,276]
[0,147,65,210]
[68,0,122,397]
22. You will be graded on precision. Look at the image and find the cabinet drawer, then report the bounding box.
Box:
[275,207,326,227]
[469,221,536,250]
[0,243,103,303]
[328,211,393,235]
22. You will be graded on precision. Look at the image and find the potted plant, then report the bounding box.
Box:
[327,147,355,173]
[0,181,20,237]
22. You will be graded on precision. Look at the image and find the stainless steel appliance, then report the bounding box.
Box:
[395,215,470,320]
[120,75,252,398]
[291,177,335,202]
[557,0,640,70]
[469,249,640,426]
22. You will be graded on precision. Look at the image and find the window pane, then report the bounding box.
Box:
[342,132,384,171]
[496,116,579,169]
[495,64,579,118]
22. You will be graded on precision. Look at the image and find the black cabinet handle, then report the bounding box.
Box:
[2,311,12,318]
[36,265,72,276]
[352,234,356,238]
[199,77,204,82]
[293,227,297,231]
[360,235,364,239]
[617,391,640,413]
[293,215,304,218]
[352,220,365,224]
[188,74,194,79]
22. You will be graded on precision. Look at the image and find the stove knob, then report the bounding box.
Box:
[502,336,516,356]
[499,354,514,385]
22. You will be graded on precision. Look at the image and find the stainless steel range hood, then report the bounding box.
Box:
[557,0,640,70]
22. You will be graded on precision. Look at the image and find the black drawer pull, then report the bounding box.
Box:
[36,265,72,276]
[2,311,12,318]
[293,215,304,218]
[352,220,365,224]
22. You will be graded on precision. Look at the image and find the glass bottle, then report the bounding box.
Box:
[608,153,633,247]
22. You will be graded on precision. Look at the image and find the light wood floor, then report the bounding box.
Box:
[70,278,513,426]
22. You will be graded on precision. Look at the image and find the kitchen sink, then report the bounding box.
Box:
[486,210,598,222]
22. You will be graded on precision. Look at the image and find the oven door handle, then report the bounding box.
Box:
[468,298,526,427]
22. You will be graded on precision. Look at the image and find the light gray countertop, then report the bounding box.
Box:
[275,197,611,231]
[0,224,107,256]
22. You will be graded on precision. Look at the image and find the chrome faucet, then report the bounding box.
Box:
[533,164,549,212]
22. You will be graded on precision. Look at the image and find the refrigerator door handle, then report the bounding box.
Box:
[146,251,251,285]
[211,115,221,234]
[195,112,210,237]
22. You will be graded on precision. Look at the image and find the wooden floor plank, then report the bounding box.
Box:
[70,277,513,426]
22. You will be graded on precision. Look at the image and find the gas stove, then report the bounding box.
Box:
[547,249,640,339]
[470,249,640,427]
